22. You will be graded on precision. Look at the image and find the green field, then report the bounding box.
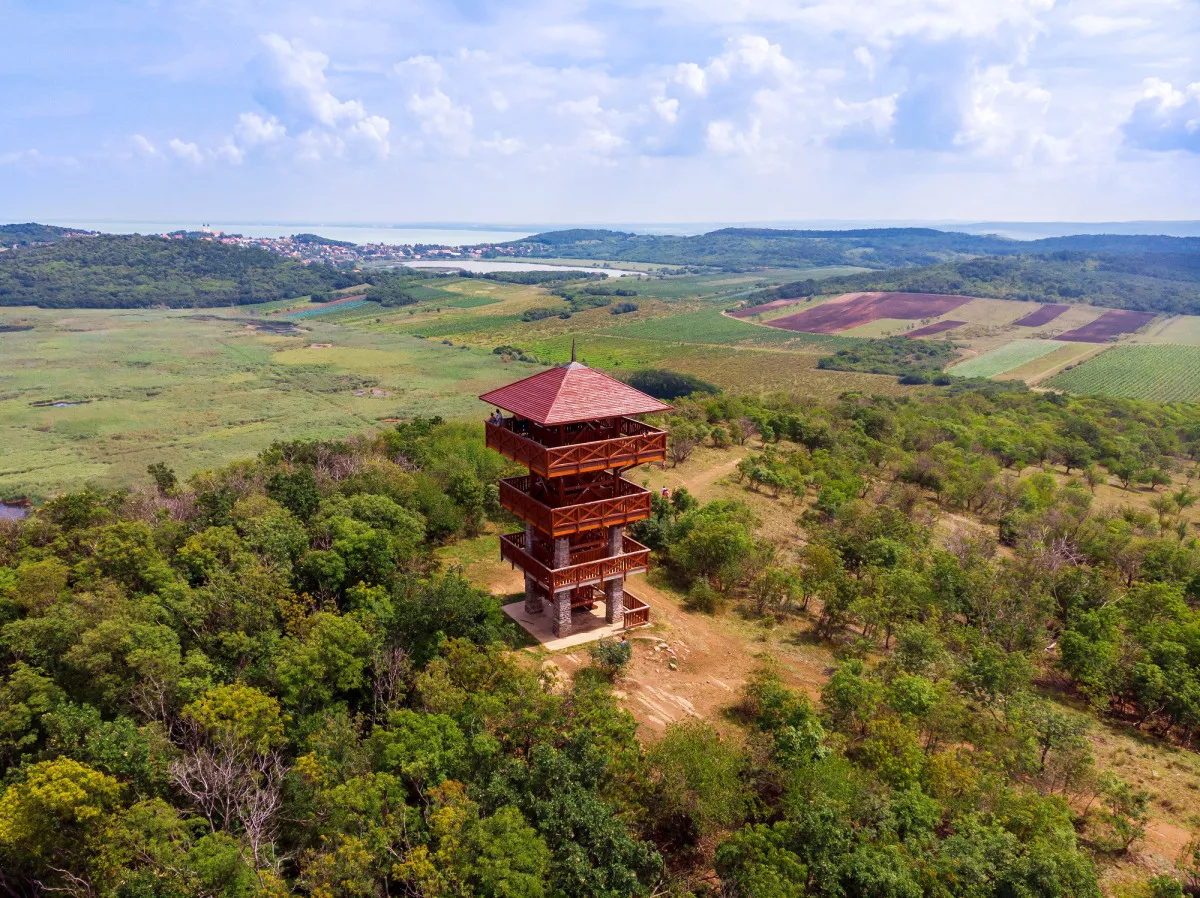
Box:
[1044,344,1200,402]
[949,339,1066,379]
[0,308,528,499]
[601,308,856,349]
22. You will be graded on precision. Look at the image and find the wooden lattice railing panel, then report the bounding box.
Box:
[499,476,652,537]
[499,532,651,591]
[486,419,666,478]
[621,593,651,629]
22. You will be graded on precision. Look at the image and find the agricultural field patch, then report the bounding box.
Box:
[948,339,1066,379]
[1044,344,1200,401]
[1056,309,1157,342]
[1012,303,1070,327]
[602,308,854,349]
[1132,314,1200,346]
[766,291,977,334]
[907,319,966,337]
[523,333,915,397]
[996,342,1100,382]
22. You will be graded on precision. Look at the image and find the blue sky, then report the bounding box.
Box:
[2,0,1199,224]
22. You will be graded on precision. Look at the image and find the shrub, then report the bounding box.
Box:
[685,581,725,614]
[588,638,632,677]
[627,369,720,400]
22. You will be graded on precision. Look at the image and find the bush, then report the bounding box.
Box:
[520,307,561,322]
[627,369,720,400]
[610,301,639,315]
[685,581,725,614]
[588,638,632,677]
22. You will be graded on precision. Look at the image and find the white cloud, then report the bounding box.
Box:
[955,65,1072,164]
[556,96,604,117]
[214,139,245,165]
[0,148,78,167]
[481,134,523,155]
[130,134,159,157]
[674,62,708,96]
[257,34,390,158]
[854,46,875,80]
[407,89,473,144]
[1071,14,1151,36]
[1123,78,1200,153]
[652,95,680,124]
[168,138,204,165]
[705,119,767,156]
[234,112,286,145]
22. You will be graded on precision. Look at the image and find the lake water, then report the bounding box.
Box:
[45,221,537,247]
[402,260,640,278]
[0,506,28,520]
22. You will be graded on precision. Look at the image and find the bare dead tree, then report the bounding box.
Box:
[371,642,410,724]
[169,720,289,870]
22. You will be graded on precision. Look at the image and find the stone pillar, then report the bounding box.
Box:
[523,573,542,614]
[607,524,623,557]
[552,589,573,637]
[605,578,624,624]
[553,536,571,569]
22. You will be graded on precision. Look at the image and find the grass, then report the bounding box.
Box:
[1045,344,1200,401]
[0,307,527,500]
[949,339,1066,379]
[603,308,856,349]
[1134,314,1200,346]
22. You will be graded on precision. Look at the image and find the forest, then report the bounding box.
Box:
[0,223,93,248]
[497,228,1200,272]
[749,253,1200,316]
[0,236,369,308]
[6,385,1200,896]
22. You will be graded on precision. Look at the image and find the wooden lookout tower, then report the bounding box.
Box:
[480,356,670,637]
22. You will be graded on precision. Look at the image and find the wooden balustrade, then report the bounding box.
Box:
[499,476,652,537]
[499,531,651,591]
[486,418,666,478]
[621,593,651,629]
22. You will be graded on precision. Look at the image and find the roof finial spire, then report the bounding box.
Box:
[570,338,576,363]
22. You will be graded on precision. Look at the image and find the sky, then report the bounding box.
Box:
[2,0,1200,225]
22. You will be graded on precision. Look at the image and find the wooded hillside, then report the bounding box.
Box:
[749,252,1200,315]
[0,235,367,308]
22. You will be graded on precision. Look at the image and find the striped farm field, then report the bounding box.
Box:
[950,339,1065,379]
[1044,344,1200,401]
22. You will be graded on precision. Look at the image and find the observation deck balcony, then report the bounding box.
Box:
[499,531,651,592]
[485,417,666,478]
[499,475,653,538]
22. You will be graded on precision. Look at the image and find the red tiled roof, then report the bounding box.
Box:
[479,362,672,425]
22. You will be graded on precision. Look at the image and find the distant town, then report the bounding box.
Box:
[169,225,537,267]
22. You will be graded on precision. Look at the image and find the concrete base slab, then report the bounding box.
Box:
[503,599,646,651]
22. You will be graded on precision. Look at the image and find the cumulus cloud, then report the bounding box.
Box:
[167,138,204,165]
[130,134,160,157]
[1123,78,1200,153]
[955,65,1072,164]
[408,89,473,142]
[235,112,286,145]
[256,33,390,158]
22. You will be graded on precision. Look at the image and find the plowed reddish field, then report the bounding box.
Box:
[1012,304,1069,327]
[766,292,976,334]
[1057,310,1156,343]
[729,298,805,318]
[907,320,965,337]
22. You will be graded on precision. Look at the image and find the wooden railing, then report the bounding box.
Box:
[485,418,666,478]
[499,531,651,591]
[621,593,651,629]
[499,476,652,537]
